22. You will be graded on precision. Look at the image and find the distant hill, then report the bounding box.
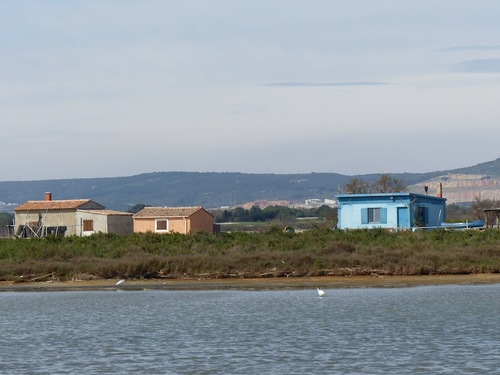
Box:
[1,158,500,211]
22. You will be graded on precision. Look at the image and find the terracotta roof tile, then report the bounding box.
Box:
[15,199,98,211]
[78,209,133,216]
[133,206,209,218]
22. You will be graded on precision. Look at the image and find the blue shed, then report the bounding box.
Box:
[336,193,446,230]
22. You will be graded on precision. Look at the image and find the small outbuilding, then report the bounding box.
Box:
[336,192,446,230]
[133,206,215,234]
[14,193,133,237]
[76,209,134,236]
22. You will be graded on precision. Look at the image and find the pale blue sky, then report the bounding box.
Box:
[2,1,500,181]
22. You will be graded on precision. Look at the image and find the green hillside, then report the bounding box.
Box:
[1,158,499,211]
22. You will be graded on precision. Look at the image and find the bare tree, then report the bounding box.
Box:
[370,174,408,193]
[344,174,407,194]
[471,196,500,220]
[344,178,370,194]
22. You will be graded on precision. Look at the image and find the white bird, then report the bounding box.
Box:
[116,279,125,285]
[317,288,326,297]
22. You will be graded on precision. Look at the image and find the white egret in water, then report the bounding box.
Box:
[116,279,125,285]
[317,288,325,297]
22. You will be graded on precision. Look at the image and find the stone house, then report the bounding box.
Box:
[14,193,133,237]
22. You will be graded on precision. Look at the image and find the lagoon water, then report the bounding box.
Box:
[0,284,499,374]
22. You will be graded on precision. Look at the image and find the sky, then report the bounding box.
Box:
[2,1,500,181]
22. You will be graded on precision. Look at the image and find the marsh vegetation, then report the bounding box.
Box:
[1,228,499,283]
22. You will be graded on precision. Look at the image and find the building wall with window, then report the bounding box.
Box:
[133,206,215,234]
[76,210,133,236]
[336,193,446,230]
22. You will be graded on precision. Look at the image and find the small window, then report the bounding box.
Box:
[361,207,388,224]
[156,219,168,231]
[368,208,381,223]
[83,220,94,232]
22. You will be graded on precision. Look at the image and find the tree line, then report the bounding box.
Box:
[212,205,336,223]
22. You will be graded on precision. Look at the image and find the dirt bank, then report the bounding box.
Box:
[1,273,499,292]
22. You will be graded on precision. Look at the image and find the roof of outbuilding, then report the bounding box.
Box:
[14,199,103,211]
[133,206,212,218]
[78,209,133,216]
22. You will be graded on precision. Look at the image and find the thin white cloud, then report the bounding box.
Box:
[452,59,500,73]
[262,82,392,87]
[441,45,500,52]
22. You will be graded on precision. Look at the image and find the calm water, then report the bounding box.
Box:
[0,284,499,374]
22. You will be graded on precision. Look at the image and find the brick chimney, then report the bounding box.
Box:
[45,192,52,201]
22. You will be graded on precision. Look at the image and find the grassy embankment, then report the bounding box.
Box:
[0,228,499,283]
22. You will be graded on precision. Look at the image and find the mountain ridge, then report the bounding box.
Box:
[1,158,500,211]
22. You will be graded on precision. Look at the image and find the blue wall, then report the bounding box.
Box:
[336,193,446,230]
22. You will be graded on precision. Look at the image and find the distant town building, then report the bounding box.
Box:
[0,201,18,213]
[303,198,337,208]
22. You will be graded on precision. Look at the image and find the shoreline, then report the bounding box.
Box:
[1,273,499,292]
